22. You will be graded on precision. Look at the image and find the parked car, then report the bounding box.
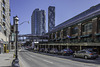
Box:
[49,48,58,54]
[39,48,44,52]
[58,49,70,56]
[83,48,98,54]
[57,50,63,55]
[44,48,49,53]
[73,50,98,59]
[67,48,74,55]
[34,48,38,51]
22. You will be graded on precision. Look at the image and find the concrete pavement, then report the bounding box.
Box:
[0,51,14,67]
[19,49,100,67]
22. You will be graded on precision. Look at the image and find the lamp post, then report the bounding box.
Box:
[12,16,29,67]
[15,16,19,59]
[12,16,20,67]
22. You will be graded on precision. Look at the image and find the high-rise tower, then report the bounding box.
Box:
[31,9,46,36]
[48,6,55,32]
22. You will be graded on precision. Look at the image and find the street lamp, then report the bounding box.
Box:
[15,16,19,59]
[12,16,29,67]
[12,16,20,67]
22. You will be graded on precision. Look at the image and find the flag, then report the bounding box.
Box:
[67,35,71,38]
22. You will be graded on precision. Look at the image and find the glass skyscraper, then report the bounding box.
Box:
[48,6,55,32]
[31,9,46,36]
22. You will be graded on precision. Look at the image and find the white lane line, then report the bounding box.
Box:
[43,60,53,64]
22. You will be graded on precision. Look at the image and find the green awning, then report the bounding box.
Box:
[95,33,100,36]
[71,36,78,39]
[80,34,92,38]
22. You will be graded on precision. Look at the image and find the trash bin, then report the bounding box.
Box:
[6,50,9,53]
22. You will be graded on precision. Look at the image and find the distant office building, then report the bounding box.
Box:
[48,6,55,32]
[0,0,11,53]
[31,9,46,36]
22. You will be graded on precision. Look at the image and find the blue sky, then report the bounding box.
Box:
[10,0,100,34]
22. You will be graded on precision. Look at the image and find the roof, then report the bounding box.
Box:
[48,3,100,34]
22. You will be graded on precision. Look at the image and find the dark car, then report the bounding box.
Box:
[67,48,74,55]
[60,49,70,56]
[58,49,73,55]
[73,50,98,59]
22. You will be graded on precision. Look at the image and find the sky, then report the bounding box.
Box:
[10,0,100,35]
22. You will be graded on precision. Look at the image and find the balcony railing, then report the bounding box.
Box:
[2,10,5,16]
[2,2,5,9]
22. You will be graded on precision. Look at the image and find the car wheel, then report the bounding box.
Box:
[84,56,88,59]
[73,54,76,58]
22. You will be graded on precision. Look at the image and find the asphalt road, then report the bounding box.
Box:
[19,49,100,67]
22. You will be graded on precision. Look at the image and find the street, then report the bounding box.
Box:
[19,49,100,67]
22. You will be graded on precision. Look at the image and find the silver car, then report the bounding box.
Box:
[73,50,98,59]
[49,48,58,54]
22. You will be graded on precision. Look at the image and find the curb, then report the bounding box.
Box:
[19,56,24,67]
[19,55,29,67]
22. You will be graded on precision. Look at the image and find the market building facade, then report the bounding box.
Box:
[39,4,100,54]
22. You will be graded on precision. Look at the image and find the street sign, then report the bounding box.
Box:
[11,33,16,42]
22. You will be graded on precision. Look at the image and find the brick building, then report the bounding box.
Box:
[38,4,100,54]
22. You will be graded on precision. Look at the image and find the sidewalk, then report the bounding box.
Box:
[0,52,14,67]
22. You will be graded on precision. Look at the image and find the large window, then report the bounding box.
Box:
[98,20,100,29]
[82,23,92,32]
[49,34,51,39]
[57,31,60,38]
[4,30,6,36]
[63,28,67,36]
[55,33,56,38]
[72,26,79,34]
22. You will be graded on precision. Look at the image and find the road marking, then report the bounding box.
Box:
[25,52,54,64]
[43,60,53,64]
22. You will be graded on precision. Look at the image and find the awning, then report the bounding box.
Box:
[80,34,92,38]
[71,36,78,39]
[57,38,61,41]
[95,33,100,36]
